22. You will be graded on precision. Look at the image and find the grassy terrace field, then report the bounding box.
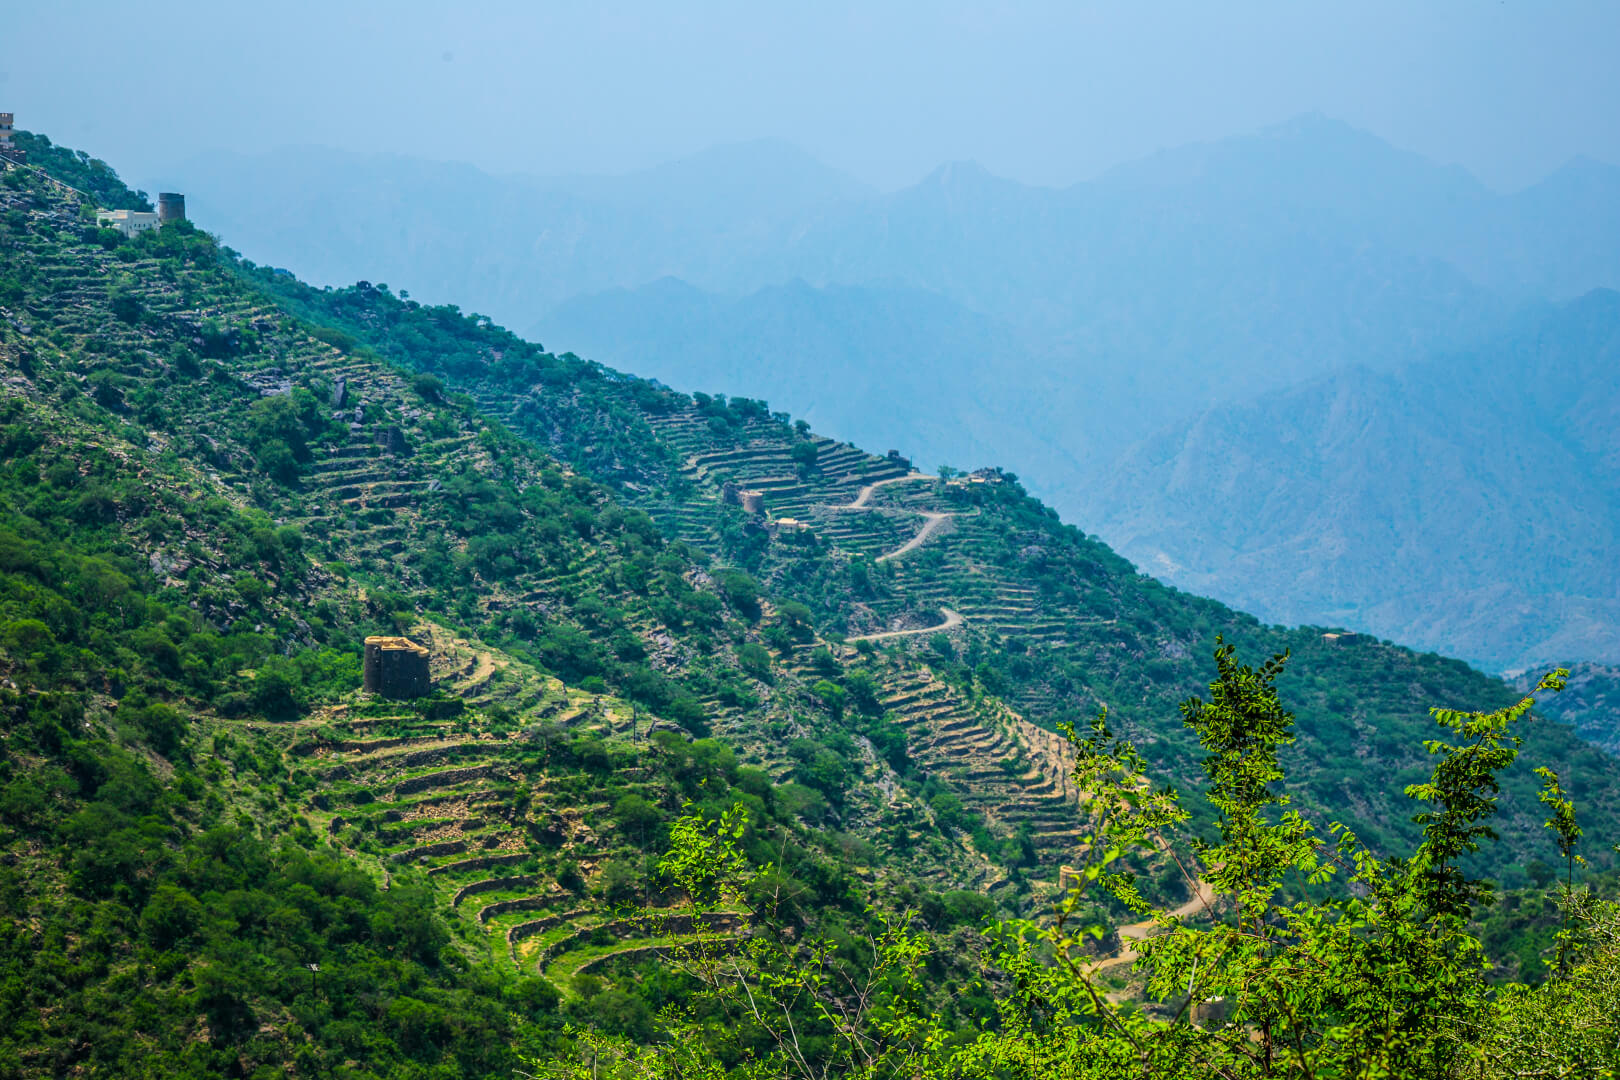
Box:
[0,146,1113,1061]
[3,134,1616,1077]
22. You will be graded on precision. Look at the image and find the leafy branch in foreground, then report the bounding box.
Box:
[1465,891,1620,1075]
[528,648,1608,1079]
[1535,763,1585,974]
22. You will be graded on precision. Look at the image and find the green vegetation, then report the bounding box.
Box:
[2,135,1615,1077]
[5,131,154,211]
[536,650,1619,1078]
[247,238,1620,881]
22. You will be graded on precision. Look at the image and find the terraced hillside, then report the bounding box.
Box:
[4,144,1078,1072]
[254,264,1620,872]
[280,652,755,995]
[6,126,1609,901]
[0,143,1094,926]
[5,129,1617,1079]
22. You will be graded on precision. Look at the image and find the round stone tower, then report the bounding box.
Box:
[158,192,186,224]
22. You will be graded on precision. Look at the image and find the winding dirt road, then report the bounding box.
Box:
[833,473,966,639]
[844,607,965,643]
[878,511,952,563]
[839,473,957,564]
[1086,877,1218,976]
[842,473,935,510]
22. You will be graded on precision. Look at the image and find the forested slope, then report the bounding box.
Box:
[0,139,1032,1076]
[249,236,1620,874]
[3,133,1616,1077]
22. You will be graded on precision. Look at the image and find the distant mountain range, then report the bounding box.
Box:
[9,128,1617,1077]
[1516,662,1620,756]
[152,115,1620,667]
[532,277,1081,484]
[157,137,872,325]
[1081,291,1620,672]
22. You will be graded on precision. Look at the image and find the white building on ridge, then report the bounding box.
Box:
[96,208,161,237]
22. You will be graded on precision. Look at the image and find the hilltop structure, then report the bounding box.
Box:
[95,208,162,237]
[0,112,20,162]
[362,635,432,699]
[97,191,185,238]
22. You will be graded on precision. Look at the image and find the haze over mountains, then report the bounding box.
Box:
[10,114,1620,1075]
[154,114,1620,669]
[1083,291,1620,673]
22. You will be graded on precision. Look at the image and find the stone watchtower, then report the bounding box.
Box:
[0,113,22,163]
[720,481,765,516]
[158,192,186,224]
[363,636,431,699]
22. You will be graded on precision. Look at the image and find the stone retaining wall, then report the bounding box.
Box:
[478,895,554,924]
[394,764,498,795]
[451,875,536,907]
[427,851,529,877]
[395,744,482,770]
[538,912,747,965]
[574,932,750,976]
[507,908,593,948]
[389,839,468,863]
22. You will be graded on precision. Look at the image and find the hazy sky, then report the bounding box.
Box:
[9,1,1619,192]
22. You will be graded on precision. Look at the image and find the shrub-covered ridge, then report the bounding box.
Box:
[1,134,1615,1078]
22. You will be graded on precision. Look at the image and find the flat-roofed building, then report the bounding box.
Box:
[96,208,161,237]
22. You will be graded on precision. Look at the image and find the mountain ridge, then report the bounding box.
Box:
[155,113,1613,489]
[1081,289,1620,671]
[5,126,1618,1078]
[251,243,1620,868]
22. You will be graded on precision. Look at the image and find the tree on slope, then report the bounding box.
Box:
[528,644,1611,1079]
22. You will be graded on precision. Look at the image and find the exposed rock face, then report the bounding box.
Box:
[244,367,292,395]
[363,635,431,699]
